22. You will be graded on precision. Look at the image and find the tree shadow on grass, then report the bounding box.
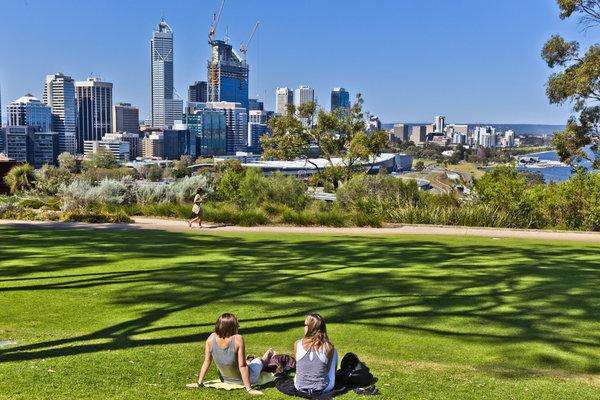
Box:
[0,225,599,379]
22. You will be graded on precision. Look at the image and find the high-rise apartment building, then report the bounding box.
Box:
[44,73,77,154]
[7,94,52,132]
[207,41,249,111]
[275,87,294,115]
[331,87,350,113]
[188,81,208,103]
[151,18,182,128]
[206,101,248,155]
[76,78,113,152]
[294,86,314,108]
[112,103,140,134]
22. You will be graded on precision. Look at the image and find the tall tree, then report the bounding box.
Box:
[261,94,388,185]
[542,0,600,169]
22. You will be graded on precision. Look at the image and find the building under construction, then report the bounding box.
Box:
[207,40,249,110]
[207,1,259,111]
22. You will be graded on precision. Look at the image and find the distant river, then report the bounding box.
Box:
[518,149,593,183]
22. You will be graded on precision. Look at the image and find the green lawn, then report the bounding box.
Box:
[0,226,598,399]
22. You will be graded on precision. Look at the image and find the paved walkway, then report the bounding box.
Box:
[2,217,600,243]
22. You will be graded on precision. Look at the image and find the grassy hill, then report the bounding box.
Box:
[0,226,598,399]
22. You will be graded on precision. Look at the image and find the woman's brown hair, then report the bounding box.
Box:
[303,313,330,351]
[214,313,239,338]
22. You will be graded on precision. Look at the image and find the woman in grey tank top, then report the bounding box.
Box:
[195,313,274,396]
[294,313,338,395]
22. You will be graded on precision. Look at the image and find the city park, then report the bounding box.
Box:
[1,1,600,399]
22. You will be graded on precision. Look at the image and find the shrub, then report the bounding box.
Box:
[60,211,132,224]
[165,155,193,179]
[0,203,29,220]
[58,152,78,173]
[170,175,209,203]
[265,173,309,209]
[18,197,50,210]
[351,211,383,228]
[336,174,420,216]
[83,148,118,169]
[236,209,269,226]
[139,164,164,182]
[59,179,129,211]
[4,164,36,194]
[35,165,73,196]
[238,168,269,207]
[215,167,245,203]
[133,181,176,205]
[79,167,139,183]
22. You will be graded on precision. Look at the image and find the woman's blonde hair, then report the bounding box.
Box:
[303,313,330,351]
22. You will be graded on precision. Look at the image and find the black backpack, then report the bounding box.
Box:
[335,353,375,388]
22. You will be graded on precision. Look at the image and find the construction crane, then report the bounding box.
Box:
[240,21,260,62]
[208,0,225,45]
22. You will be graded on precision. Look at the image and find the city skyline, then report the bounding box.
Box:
[0,0,588,125]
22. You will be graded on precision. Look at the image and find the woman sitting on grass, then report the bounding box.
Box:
[293,313,338,396]
[196,313,273,396]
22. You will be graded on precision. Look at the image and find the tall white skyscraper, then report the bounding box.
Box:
[44,73,77,154]
[76,78,113,152]
[151,18,182,128]
[294,85,315,108]
[275,87,294,115]
[434,115,446,133]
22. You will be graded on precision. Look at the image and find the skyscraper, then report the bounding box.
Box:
[112,103,140,134]
[7,94,52,132]
[151,18,182,128]
[248,98,264,111]
[188,81,208,103]
[434,115,446,133]
[294,86,315,108]
[183,103,227,156]
[44,73,77,154]
[275,87,294,115]
[207,41,249,111]
[76,78,113,152]
[206,101,248,155]
[331,87,350,113]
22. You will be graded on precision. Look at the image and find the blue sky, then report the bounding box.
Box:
[0,0,592,124]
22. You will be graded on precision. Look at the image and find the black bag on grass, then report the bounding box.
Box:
[335,353,375,388]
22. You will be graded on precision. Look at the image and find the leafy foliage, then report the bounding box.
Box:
[83,148,118,170]
[58,152,78,173]
[262,94,388,185]
[4,164,36,194]
[543,1,600,168]
[35,165,73,196]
